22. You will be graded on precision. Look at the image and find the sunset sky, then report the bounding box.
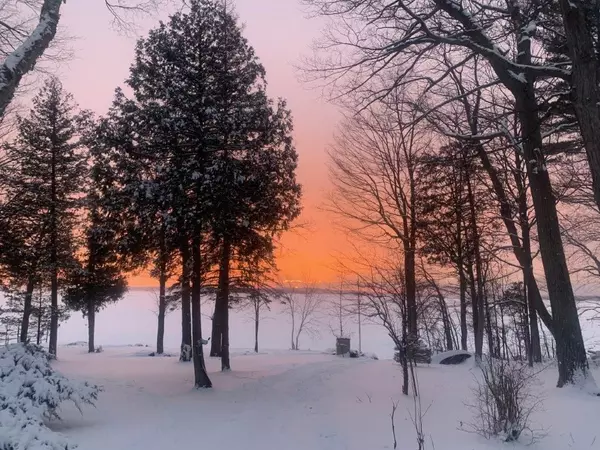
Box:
[57,0,348,286]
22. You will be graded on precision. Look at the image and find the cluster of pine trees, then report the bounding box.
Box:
[0,0,301,388]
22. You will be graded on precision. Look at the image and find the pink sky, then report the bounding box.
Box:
[57,0,347,285]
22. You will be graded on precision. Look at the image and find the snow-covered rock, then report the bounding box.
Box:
[431,350,472,365]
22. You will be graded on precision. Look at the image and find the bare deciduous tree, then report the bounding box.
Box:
[305,0,590,388]
[280,281,322,351]
[327,277,352,340]
[0,0,161,118]
[328,93,429,346]
[353,254,410,395]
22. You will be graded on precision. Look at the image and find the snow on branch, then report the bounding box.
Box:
[0,343,101,450]
[0,0,162,119]
[0,0,62,119]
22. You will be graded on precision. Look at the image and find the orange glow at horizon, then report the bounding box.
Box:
[60,0,352,287]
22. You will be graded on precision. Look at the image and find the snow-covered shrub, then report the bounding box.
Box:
[466,356,540,442]
[0,343,101,450]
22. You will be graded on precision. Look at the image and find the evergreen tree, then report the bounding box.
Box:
[95,0,300,385]
[63,157,128,354]
[0,198,46,343]
[1,78,86,356]
[175,1,302,370]
[149,220,178,355]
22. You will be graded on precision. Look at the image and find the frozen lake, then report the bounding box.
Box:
[57,288,397,359]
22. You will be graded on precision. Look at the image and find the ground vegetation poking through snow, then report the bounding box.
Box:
[466,356,541,443]
[0,343,100,449]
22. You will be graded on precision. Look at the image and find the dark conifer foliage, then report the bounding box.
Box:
[63,154,128,354]
[0,78,87,355]
[92,0,301,386]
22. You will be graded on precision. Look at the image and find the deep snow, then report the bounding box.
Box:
[51,345,600,450]
[16,290,600,449]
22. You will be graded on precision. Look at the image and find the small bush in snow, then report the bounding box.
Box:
[0,343,101,450]
[465,356,540,442]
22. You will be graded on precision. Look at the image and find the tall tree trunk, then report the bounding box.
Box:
[456,192,468,351]
[404,242,418,341]
[87,297,95,354]
[218,239,231,371]
[467,267,483,358]
[428,275,453,351]
[522,293,532,365]
[558,0,600,212]
[254,303,259,353]
[157,273,166,355]
[179,238,192,362]
[466,176,484,359]
[191,237,211,388]
[401,312,409,396]
[459,268,468,351]
[440,297,453,351]
[210,303,223,357]
[156,225,168,355]
[515,150,543,364]
[484,292,494,357]
[48,142,58,357]
[526,280,542,363]
[492,295,501,357]
[36,295,42,345]
[290,317,296,350]
[522,260,542,364]
[515,85,589,387]
[20,277,35,343]
[473,143,555,336]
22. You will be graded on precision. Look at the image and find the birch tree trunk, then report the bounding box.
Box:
[0,0,62,118]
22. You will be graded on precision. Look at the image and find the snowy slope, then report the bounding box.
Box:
[52,346,600,450]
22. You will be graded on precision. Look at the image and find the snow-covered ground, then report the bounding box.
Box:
[52,345,599,450]
[42,290,600,450]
